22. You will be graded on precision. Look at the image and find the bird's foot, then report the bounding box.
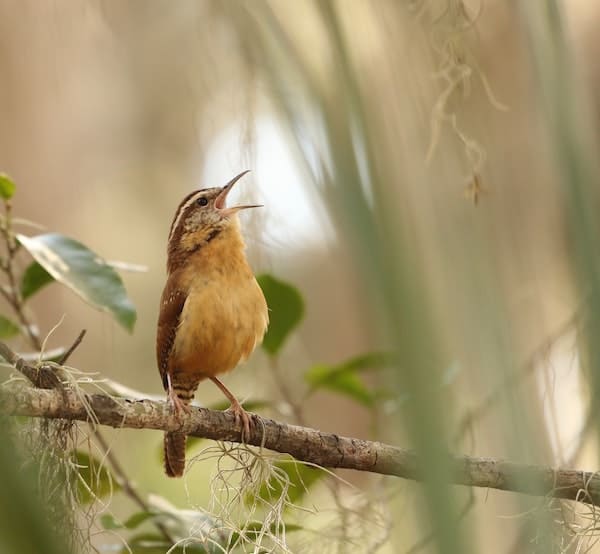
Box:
[165,373,191,420]
[227,401,253,441]
[168,388,191,420]
[209,376,253,440]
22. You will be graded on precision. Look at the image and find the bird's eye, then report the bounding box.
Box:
[197,197,209,207]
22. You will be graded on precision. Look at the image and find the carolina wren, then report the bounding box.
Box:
[156,170,268,477]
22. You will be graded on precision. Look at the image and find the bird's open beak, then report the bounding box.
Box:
[215,170,262,217]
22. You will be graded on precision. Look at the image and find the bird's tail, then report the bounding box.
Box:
[163,380,197,478]
[164,431,186,477]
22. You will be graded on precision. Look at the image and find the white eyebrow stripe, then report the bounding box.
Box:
[168,190,204,242]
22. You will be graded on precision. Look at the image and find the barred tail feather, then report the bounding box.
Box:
[164,431,186,477]
[163,376,198,477]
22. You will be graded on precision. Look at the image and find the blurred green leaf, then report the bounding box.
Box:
[0,174,16,199]
[102,511,158,531]
[74,450,120,504]
[0,314,20,339]
[306,364,374,406]
[124,511,159,530]
[0,421,71,554]
[124,533,208,553]
[20,261,54,300]
[336,352,390,372]
[256,274,304,355]
[100,514,123,530]
[17,233,137,331]
[123,534,169,554]
[250,457,324,506]
[304,352,389,406]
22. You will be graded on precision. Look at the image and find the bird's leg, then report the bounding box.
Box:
[166,373,191,418]
[210,376,252,439]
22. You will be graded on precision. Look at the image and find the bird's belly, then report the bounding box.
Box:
[171,278,267,379]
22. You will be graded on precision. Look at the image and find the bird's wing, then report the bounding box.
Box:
[156,273,187,391]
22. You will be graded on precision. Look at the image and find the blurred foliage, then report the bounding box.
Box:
[0,174,15,200]
[74,450,120,504]
[256,273,304,355]
[0,419,71,554]
[101,511,162,531]
[243,2,467,551]
[0,314,20,339]
[305,352,389,407]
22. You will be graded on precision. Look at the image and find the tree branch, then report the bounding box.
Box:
[1,382,599,507]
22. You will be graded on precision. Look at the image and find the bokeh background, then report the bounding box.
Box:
[1,1,600,552]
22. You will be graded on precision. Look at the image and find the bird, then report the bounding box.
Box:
[156,170,269,477]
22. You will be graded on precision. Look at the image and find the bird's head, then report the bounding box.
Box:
[166,170,261,267]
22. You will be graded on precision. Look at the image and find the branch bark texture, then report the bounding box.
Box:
[1,383,599,507]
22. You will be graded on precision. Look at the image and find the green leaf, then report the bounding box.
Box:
[124,511,158,530]
[250,457,324,506]
[74,450,120,504]
[125,534,208,553]
[101,512,157,531]
[305,364,374,406]
[0,315,20,339]
[17,233,137,331]
[304,352,390,407]
[0,174,16,199]
[20,261,54,300]
[335,352,390,372]
[100,513,123,530]
[256,274,304,355]
[124,534,171,554]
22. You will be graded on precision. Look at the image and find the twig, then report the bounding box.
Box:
[0,200,42,350]
[58,330,87,365]
[0,338,61,389]
[2,383,600,508]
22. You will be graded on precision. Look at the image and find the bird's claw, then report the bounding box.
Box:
[168,389,191,420]
[228,404,253,441]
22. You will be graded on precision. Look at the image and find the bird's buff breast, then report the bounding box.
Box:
[171,276,268,379]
